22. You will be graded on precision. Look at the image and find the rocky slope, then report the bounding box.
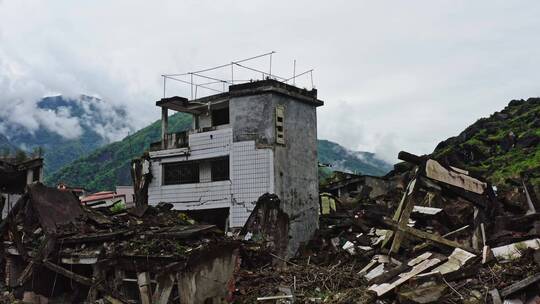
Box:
[432,98,540,187]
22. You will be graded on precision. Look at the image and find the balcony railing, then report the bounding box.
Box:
[150,131,189,151]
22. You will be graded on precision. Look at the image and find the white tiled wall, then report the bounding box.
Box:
[188,128,232,159]
[147,128,273,228]
[147,178,232,210]
[230,141,274,227]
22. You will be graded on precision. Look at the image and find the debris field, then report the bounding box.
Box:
[0,151,539,303]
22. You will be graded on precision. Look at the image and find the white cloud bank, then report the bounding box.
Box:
[1,0,540,161]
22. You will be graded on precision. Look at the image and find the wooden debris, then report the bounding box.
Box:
[489,289,502,304]
[368,256,443,296]
[42,260,93,286]
[398,284,447,304]
[432,248,476,275]
[137,272,152,304]
[152,273,175,304]
[492,238,540,260]
[500,273,540,297]
[384,219,478,253]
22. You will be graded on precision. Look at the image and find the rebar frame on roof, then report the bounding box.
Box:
[161,52,314,100]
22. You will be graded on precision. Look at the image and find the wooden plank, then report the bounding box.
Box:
[17,261,34,286]
[489,289,502,304]
[390,177,419,254]
[59,230,130,244]
[500,273,540,297]
[137,272,152,304]
[103,295,125,304]
[368,257,442,296]
[154,225,216,239]
[382,177,416,249]
[152,273,175,304]
[384,219,479,254]
[42,260,93,286]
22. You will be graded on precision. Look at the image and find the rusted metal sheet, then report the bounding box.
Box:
[27,183,83,234]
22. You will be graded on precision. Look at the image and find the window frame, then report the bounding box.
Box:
[162,161,200,185]
[210,156,230,182]
[211,107,230,127]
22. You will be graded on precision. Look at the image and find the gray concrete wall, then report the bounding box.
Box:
[230,94,276,144]
[230,92,319,258]
[197,111,212,128]
[177,248,239,304]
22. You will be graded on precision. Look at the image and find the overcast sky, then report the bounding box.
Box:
[1,1,539,163]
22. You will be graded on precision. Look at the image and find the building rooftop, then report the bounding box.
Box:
[157,79,323,113]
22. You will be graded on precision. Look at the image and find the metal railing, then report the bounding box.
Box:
[161,52,315,100]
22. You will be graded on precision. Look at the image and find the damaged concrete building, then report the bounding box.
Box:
[0,157,43,218]
[144,79,323,257]
[2,183,240,303]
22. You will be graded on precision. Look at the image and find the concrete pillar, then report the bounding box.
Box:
[161,107,168,150]
[26,169,33,185]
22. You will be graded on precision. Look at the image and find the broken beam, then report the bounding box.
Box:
[152,273,175,304]
[42,260,93,286]
[500,273,540,297]
[384,219,478,254]
[137,272,152,304]
[59,229,131,244]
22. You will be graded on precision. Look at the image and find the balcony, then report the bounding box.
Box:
[150,131,189,151]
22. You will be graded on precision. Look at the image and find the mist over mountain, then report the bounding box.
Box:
[0,94,392,190]
[0,95,133,174]
[318,139,393,176]
[43,114,393,191]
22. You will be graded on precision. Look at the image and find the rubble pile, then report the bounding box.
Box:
[235,151,540,303]
[1,183,239,303]
[2,151,540,303]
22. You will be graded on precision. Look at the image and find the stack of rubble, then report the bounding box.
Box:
[2,152,540,303]
[235,151,540,303]
[1,183,239,303]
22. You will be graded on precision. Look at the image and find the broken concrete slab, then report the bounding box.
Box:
[492,238,540,261]
[368,254,443,296]
[398,284,448,304]
[432,248,476,275]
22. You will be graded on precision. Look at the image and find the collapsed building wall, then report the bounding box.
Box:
[0,183,240,304]
[0,157,43,219]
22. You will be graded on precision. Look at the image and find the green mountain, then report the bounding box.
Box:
[0,95,131,175]
[46,114,392,192]
[45,112,192,191]
[433,98,540,187]
[318,139,392,176]
[0,134,16,154]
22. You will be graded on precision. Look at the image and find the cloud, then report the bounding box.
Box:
[35,107,83,139]
[0,0,539,161]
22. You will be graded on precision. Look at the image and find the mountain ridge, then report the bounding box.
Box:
[0,95,132,174]
[44,113,392,191]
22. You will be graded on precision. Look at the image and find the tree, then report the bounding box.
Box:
[14,149,28,163]
[31,146,44,158]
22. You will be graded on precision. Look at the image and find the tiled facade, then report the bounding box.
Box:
[147,128,274,228]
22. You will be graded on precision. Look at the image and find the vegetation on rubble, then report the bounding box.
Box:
[432,98,540,188]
